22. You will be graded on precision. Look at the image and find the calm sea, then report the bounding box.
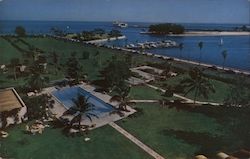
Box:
[0,20,249,71]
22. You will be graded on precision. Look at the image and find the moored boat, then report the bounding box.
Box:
[113,21,128,28]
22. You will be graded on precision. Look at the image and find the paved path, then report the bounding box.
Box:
[146,84,221,106]
[130,99,159,103]
[109,122,165,159]
[130,68,155,81]
[127,77,146,85]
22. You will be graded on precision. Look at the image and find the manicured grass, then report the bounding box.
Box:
[129,85,164,100]
[1,37,154,87]
[0,75,26,88]
[1,124,151,159]
[0,37,23,64]
[153,73,232,103]
[129,85,177,101]
[22,37,119,80]
[118,103,225,158]
[184,79,231,103]
[0,37,113,86]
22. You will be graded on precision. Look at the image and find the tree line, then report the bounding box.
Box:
[148,23,185,34]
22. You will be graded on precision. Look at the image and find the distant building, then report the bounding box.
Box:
[0,88,28,128]
[0,64,7,72]
[19,65,27,72]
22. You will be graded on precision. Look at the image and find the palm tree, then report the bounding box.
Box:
[28,45,36,62]
[110,85,135,111]
[221,50,227,70]
[10,58,19,80]
[160,62,172,79]
[224,76,250,107]
[66,52,81,83]
[198,41,203,65]
[63,95,98,132]
[99,59,131,92]
[179,43,184,58]
[26,73,48,92]
[51,51,59,75]
[181,67,215,103]
[26,62,49,91]
[94,51,101,66]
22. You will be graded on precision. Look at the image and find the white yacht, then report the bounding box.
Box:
[219,38,224,46]
[113,21,128,28]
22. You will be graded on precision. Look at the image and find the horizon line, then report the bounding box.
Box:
[0,19,249,25]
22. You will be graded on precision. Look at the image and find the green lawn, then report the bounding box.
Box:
[184,79,232,103]
[118,103,228,158]
[22,37,120,80]
[129,85,163,100]
[1,124,151,159]
[152,73,232,103]
[129,85,178,101]
[0,37,23,64]
[0,37,154,87]
[2,103,249,159]
[0,75,27,88]
[0,37,114,86]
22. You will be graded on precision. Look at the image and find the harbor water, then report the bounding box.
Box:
[1,20,249,71]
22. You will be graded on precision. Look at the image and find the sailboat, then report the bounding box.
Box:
[219,38,224,46]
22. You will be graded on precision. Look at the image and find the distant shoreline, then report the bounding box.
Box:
[140,31,250,36]
[118,47,250,76]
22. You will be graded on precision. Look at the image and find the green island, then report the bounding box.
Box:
[148,23,185,34]
[66,29,123,41]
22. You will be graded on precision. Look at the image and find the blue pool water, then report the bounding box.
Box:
[52,87,114,116]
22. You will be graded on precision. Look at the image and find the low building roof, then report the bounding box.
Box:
[0,88,26,112]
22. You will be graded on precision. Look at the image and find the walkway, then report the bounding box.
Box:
[130,68,155,82]
[127,77,145,85]
[146,84,221,106]
[109,122,165,159]
[130,99,159,103]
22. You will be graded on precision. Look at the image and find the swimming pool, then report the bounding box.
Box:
[52,87,114,116]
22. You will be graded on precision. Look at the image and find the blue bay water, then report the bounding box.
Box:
[0,20,249,71]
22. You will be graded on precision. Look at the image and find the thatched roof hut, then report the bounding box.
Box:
[0,88,27,128]
[0,88,24,112]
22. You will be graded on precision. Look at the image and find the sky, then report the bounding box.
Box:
[0,0,249,24]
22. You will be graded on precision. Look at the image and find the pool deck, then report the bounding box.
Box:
[40,83,136,130]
